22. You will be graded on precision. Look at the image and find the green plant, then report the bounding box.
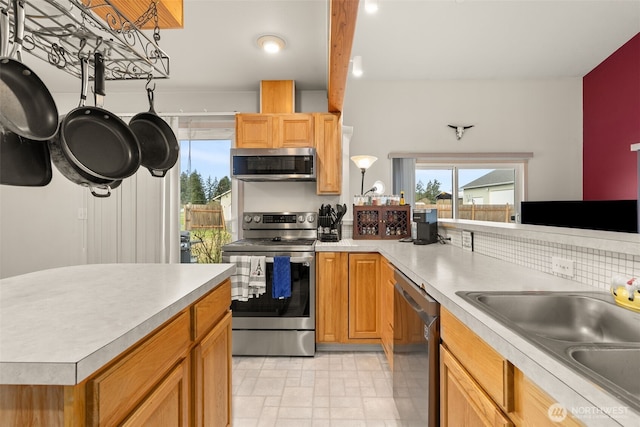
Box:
[189,228,232,263]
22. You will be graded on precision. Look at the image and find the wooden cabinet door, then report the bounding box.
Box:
[193,311,232,427]
[120,360,190,427]
[348,253,381,339]
[316,252,348,343]
[380,257,395,368]
[235,114,274,148]
[440,345,513,427]
[277,114,314,147]
[315,113,341,194]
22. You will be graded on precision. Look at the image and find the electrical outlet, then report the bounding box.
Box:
[552,256,575,277]
[462,230,473,251]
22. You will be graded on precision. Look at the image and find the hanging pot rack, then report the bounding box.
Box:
[0,0,169,80]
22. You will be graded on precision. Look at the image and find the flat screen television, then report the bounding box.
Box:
[520,200,638,233]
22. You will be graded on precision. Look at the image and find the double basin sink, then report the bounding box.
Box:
[456,291,640,413]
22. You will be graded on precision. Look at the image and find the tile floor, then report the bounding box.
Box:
[232,351,401,426]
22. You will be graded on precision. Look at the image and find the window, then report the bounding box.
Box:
[392,153,531,223]
[178,116,235,263]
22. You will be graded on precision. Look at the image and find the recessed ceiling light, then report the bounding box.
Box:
[352,56,363,77]
[257,35,286,54]
[364,0,379,14]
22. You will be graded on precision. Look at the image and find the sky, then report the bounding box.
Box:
[416,169,493,194]
[179,139,231,181]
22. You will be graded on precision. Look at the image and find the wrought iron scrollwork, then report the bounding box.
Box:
[0,0,169,80]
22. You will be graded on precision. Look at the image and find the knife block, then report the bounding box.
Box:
[318,216,342,242]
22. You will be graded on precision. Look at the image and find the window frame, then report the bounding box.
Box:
[391,152,532,222]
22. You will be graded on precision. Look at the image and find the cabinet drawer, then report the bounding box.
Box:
[88,311,191,426]
[441,345,514,427]
[441,308,514,412]
[193,279,231,341]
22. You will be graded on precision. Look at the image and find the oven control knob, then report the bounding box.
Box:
[244,215,253,223]
[253,215,262,223]
[306,214,316,223]
[297,215,305,223]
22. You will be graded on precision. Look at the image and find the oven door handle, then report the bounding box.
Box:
[265,256,313,264]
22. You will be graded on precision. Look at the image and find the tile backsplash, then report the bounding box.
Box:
[444,228,640,291]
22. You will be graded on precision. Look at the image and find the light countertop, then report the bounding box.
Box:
[0,263,234,386]
[316,239,639,426]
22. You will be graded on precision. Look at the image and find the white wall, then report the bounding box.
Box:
[0,89,332,278]
[0,79,583,278]
[342,78,584,202]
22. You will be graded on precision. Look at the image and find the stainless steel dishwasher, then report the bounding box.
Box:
[393,270,440,427]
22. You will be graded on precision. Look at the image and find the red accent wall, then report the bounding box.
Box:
[583,32,640,200]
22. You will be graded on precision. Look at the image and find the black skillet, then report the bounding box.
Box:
[0,0,58,141]
[0,7,52,187]
[129,83,179,177]
[49,57,122,197]
[56,51,140,181]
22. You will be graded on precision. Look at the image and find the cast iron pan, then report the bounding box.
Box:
[0,2,58,141]
[49,134,121,197]
[1,129,52,186]
[129,85,179,177]
[57,52,140,180]
[0,7,52,187]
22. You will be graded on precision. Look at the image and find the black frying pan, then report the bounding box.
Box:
[56,52,140,181]
[1,129,52,186]
[0,1,58,141]
[0,6,52,187]
[49,133,121,198]
[129,84,179,177]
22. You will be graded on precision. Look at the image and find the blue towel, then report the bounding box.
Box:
[272,256,291,299]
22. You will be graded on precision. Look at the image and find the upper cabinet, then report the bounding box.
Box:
[235,80,342,194]
[235,113,314,149]
[315,113,341,195]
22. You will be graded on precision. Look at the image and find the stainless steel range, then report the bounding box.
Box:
[222,211,317,356]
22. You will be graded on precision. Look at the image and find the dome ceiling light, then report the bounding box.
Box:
[257,35,286,53]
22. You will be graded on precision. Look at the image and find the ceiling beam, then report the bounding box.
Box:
[328,0,360,114]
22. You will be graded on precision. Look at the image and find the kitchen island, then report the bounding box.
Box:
[0,263,234,426]
[316,239,639,427]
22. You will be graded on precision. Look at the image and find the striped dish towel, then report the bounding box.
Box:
[230,255,251,301]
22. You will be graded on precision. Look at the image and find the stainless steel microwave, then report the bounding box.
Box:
[231,147,316,181]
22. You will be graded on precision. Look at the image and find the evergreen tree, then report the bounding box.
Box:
[415,179,442,203]
[184,170,206,204]
[215,176,231,198]
[204,176,218,202]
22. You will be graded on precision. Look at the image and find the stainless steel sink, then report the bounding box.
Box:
[472,292,640,343]
[456,291,640,413]
[568,346,640,401]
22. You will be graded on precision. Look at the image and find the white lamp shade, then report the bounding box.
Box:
[371,180,385,195]
[351,155,377,170]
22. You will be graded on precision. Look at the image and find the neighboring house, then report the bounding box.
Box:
[461,170,515,205]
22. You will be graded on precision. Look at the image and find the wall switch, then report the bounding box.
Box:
[462,230,474,251]
[552,256,575,277]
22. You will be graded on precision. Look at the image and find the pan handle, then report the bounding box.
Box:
[88,185,112,198]
[78,57,88,107]
[149,168,168,178]
[146,86,157,114]
[94,51,105,105]
[0,8,9,57]
[10,0,24,60]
